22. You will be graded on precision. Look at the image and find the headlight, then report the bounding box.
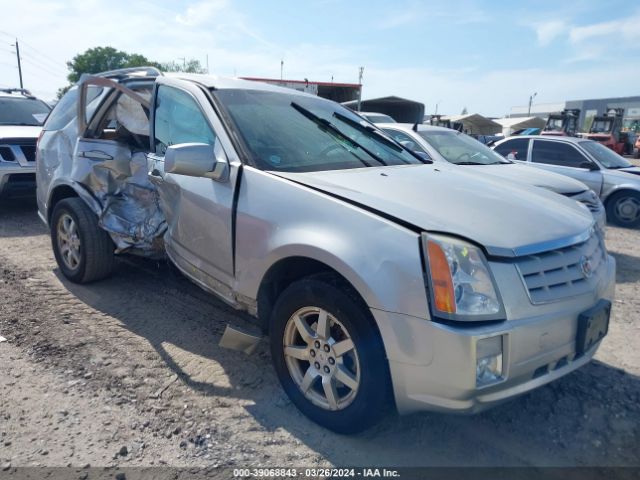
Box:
[568,189,602,213]
[422,233,504,321]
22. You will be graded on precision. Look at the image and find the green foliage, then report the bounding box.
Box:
[65,46,160,83]
[57,46,206,99]
[160,59,207,74]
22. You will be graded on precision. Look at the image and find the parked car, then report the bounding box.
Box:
[0,88,51,198]
[37,68,615,433]
[379,124,605,229]
[358,111,396,124]
[493,136,640,227]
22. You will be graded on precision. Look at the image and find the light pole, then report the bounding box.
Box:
[528,92,537,116]
[10,39,23,89]
[356,66,364,112]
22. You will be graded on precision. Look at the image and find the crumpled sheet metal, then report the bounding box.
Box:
[79,150,166,255]
[39,96,166,256]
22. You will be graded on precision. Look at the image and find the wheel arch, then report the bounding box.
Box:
[47,181,100,224]
[256,255,376,335]
[602,186,640,207]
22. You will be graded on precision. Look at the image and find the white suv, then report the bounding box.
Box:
[0,88,50,198]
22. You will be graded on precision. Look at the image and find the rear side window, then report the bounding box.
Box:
[153,86,215,155]
[494,138,529,160]
[531,140,588,168]
[44,86,104,131]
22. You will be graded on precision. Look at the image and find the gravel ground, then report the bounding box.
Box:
[0,194,638,470]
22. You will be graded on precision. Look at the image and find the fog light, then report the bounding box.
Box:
[476,335,504,387]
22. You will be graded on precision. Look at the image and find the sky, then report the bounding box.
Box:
[0,0,639,117]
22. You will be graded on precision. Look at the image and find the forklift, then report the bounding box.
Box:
[427,115,463,132]
[541,108,581,136]
[584,108,633,155]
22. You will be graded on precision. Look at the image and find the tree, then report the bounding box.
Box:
[461,106,468,115]
[65,46,159,83]
[57,47,206,99]
[159,59,207,74]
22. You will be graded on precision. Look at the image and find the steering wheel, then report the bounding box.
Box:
[455,152,472,162]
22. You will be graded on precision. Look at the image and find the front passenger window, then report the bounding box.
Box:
[531,141,589,168]
[154,86,215,155]
[494,138,529,160]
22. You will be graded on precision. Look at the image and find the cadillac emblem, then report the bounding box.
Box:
[579,255,593,279]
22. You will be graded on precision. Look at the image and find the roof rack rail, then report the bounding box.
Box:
[92,66,163,80]
[0,88,34,97]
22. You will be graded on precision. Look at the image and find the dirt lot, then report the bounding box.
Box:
[0,195,639,471]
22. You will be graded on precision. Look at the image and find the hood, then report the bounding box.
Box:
[0,125,42,140]
[603,166,640,181]
[471,163,588,194]
[275,164,593,258]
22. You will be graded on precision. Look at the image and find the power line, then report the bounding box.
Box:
[19,51,68,76]
[19,56,67,80]
[0,30,68,74]
[19,43,68,74]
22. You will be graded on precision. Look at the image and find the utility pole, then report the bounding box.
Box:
[14,39,23,89]
[280,60,284,80]
[178,57,186,70]
[206,54,209,74]
[356,66,364,112]
[528,92,537,116]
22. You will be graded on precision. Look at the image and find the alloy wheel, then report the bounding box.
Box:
[57,213,82,270]
[282,306,360,411]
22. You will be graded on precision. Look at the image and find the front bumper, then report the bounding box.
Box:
[374,254,616,415]
[0,164,36,196]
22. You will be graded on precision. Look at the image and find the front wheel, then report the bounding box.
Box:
[270,275,392,434]
[606,191,640,228]
[51,197,115,283]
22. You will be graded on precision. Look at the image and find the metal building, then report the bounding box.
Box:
[240,77,361,103]
[510,96,640,132]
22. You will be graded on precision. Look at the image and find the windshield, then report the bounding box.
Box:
[364,114,395,124]
[580,140,632,169]
[213,89,423,172]
[417,130,510,165]
[590,119,613,133]
[0,97,51,126]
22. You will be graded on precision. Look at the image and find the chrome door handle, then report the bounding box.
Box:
[79,150,113,161]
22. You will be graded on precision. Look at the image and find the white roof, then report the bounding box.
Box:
[494,116,546,128]
[441,113,502,135]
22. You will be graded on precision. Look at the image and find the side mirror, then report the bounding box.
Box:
[579,161,598,171]
[165,142,229,181]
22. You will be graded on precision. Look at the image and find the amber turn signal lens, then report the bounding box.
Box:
[427,240,456,313]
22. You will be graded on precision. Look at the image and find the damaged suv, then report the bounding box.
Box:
[37,68,615,433]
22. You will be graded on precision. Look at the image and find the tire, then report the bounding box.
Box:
[634,149,640,160]
[270,274,392,434]
[605,191,640,228]
[51,197,115,283]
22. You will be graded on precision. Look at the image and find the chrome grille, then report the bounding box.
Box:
[516,231,606,304]
[0,139,37,165]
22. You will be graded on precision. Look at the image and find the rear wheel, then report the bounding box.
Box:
[270,275,392,434]
[606,191,640,228]
[51,198,115,283]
